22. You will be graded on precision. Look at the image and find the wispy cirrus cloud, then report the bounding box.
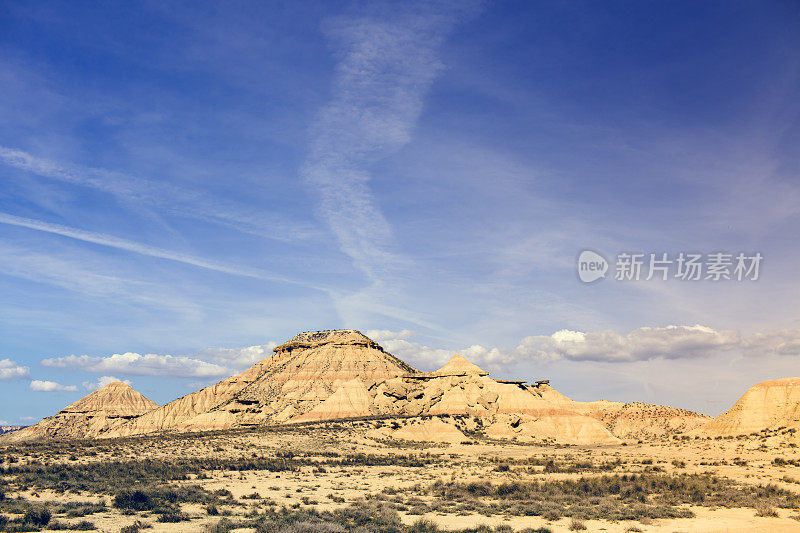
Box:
[0,359,30,381]
[0,146,318,242]
[0,211,324,290]
[302,3,478,281]
[29,380,78,392]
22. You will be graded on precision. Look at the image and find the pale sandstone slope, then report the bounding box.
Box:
[391,418,466,444]
[572,400,711,439]
[290,378,373,423]
[692,377,800,437]
[105,330,415,436]
[367,354,620,444]
[3,381,158,442]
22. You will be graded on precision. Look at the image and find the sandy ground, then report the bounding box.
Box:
[2,421,800,532]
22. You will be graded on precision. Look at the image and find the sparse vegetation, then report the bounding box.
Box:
[374,473,800,521]
[3,421,800,531]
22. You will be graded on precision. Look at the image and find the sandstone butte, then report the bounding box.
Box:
[4,380,157,443]
[690,377,800,437]
[6,330,795,444]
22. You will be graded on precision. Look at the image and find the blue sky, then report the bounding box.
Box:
[1,1,799,424]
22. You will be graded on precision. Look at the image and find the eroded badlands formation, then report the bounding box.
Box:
[5,380,157,442]
[5,330,799,445]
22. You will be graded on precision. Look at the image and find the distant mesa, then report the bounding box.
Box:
[10,329,788,446]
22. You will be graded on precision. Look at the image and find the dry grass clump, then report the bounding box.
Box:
[755,505,779,518]
[567,518,587,530]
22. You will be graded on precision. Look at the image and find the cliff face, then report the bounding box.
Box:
[692,377,800,437]
[3,381,158,442]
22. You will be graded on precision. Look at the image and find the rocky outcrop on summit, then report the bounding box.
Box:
[691,377,800,437]
[3,381,158,442]
[105,330,415,437]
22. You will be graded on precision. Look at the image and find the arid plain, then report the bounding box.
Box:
[2,330,799,532]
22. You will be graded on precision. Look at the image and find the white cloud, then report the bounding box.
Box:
[516,325,741,363]
[41,341,281,383]
[0,420,9,425]
[741,329,800,356]
[83,375,131,392]
[375,325,800,368]
[30,380,78,392]
[0,359,30,381]
[42,352,231,378]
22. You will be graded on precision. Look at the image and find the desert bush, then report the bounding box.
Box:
[49,520,96,530]
[408,518,439,532]
[204,519,235,532]
[568,519,587,531]
[55,502,106,517]
[756,505,779,518]
[113,490,153,511]
[119,521,151,533]
[156,510,189,522]
[24,506,51,526]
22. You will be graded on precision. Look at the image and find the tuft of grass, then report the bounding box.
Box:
[756,505,779,518]
[408,518,440,532]
[568,519,587,531]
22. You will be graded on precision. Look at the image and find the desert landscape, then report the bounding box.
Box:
[2,2,798,533]
[1,330,798,532]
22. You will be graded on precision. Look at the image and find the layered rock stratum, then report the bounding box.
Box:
[3,381,158,442]
[4,330,723,445]
[105,330,415,436]
[692,377,800,437]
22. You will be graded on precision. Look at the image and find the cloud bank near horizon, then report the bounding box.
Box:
[375,326,800,368]
[35,325,800,386]
[40,344,279,379]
